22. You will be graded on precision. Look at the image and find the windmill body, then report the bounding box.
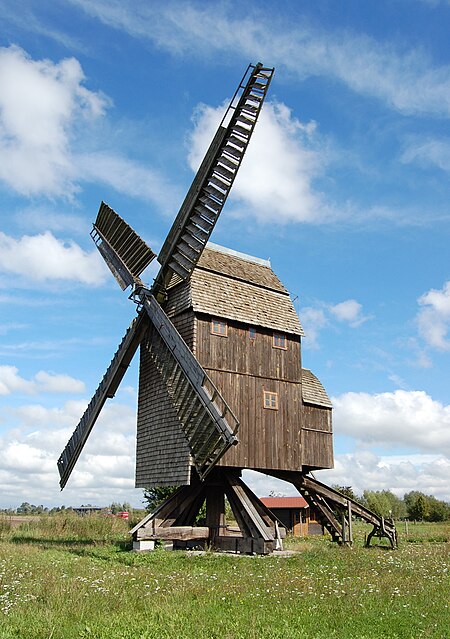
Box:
[136,243,333,489]
[57,63,397,553]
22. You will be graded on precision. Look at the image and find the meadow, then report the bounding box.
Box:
[0,514,448,639]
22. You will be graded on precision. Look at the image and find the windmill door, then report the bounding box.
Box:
[292,510,303,536]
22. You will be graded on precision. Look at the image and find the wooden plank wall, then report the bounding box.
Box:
[195,315,303,471]
[301,405,333,469]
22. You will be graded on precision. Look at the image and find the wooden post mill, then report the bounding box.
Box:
[57,63,397,553]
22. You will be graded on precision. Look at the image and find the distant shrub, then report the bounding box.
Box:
[0,515,12,537]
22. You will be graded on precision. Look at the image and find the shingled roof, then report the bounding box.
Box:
[166,244,304,336]
[302,369,333,408]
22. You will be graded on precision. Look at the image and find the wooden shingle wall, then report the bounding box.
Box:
[135,330,191,488]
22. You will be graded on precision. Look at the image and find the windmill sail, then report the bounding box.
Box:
[154,63,274,295]
[91,202,156,290]
[140,290,239,479]
[57,314,148,489]
[57,62,271,490]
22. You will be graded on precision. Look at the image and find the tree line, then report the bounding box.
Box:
[333,486,450,521]
[0,501,133,515]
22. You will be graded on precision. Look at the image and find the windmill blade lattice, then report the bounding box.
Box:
[91,202,156,290]
[57,62,272,490]
[57,314,148,489]
[155,63,274,295]
[139,290,239,479]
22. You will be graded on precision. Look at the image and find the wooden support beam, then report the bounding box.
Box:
[205,485,226,541]
[212,536,274,555]
[137,526,209,541]
[347,501,353,546]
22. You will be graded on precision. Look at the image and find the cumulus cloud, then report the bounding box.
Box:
[0,45,178,209]
[298,307,328,349]
[0,399,140,508]
[244,452,450,502]
[318,452,450,503]
[188,100,323,224]
[417,281,450,350]
[329,300,369,327]
[71,0,450,117]
[332,389,450,456]
[0,366,85,395]
[0,231,108,285]
[0,44,108,197]
[300,299,369,348]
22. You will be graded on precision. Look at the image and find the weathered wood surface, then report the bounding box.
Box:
[137,526,209,541]
[131,469,284,555]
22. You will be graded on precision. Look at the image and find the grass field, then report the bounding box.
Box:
[0,515,448,639]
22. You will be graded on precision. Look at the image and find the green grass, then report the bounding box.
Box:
[0,516,448,639]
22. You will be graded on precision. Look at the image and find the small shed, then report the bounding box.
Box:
[260,496,322,536]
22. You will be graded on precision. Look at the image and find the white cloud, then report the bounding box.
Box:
[0,366,85,395]
[77,152,181,216]
[244,452,450,502]
[188,100,323,224]
[0,45,108,197]
[299,307,328,349]
[332,389,450,456]
[402,138,450,173]
[300,298,369,348]
[318,452,450,502]
[0,231,108,285]
[0,399,140,508]
[417,281,450,350]
[70,1,450,117]
[329,299,369,327]
[0,45,177,209]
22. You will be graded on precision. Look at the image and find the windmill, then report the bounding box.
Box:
[58,63,397,553]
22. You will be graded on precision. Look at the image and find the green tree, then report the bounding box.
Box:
[143,486,179,513]
[409,494,428,521]
[362,490,404,519]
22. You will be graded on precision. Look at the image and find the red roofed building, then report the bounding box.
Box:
[260,496,322,536]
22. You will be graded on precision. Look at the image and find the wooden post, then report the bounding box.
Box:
[347,500,353,546]
[341,511,347,545]
[205,485,226,545]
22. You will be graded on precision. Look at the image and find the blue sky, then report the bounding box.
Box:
[1,0,449,509]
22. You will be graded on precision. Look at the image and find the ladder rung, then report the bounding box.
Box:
[203,184,226,202]
[213,164,235,181]
[168,259,190,280]
[194,202,218,222]
[177,239,200,263]
[235,113,255,127]
[191,213,214,233]
[181,232,204,252]
[223,144,244,160]
[217,154,239,171]
[199,194,221,213]
[172,251,195,273]
[227,135,246,149]
[231,124,251,138]
[208,175,230,191]
[186,223,208,243]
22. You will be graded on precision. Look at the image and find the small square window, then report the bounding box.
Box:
[211,319,227,336]
[273,333,287,349]
[263,391,279,410]
[249,327,256,339]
